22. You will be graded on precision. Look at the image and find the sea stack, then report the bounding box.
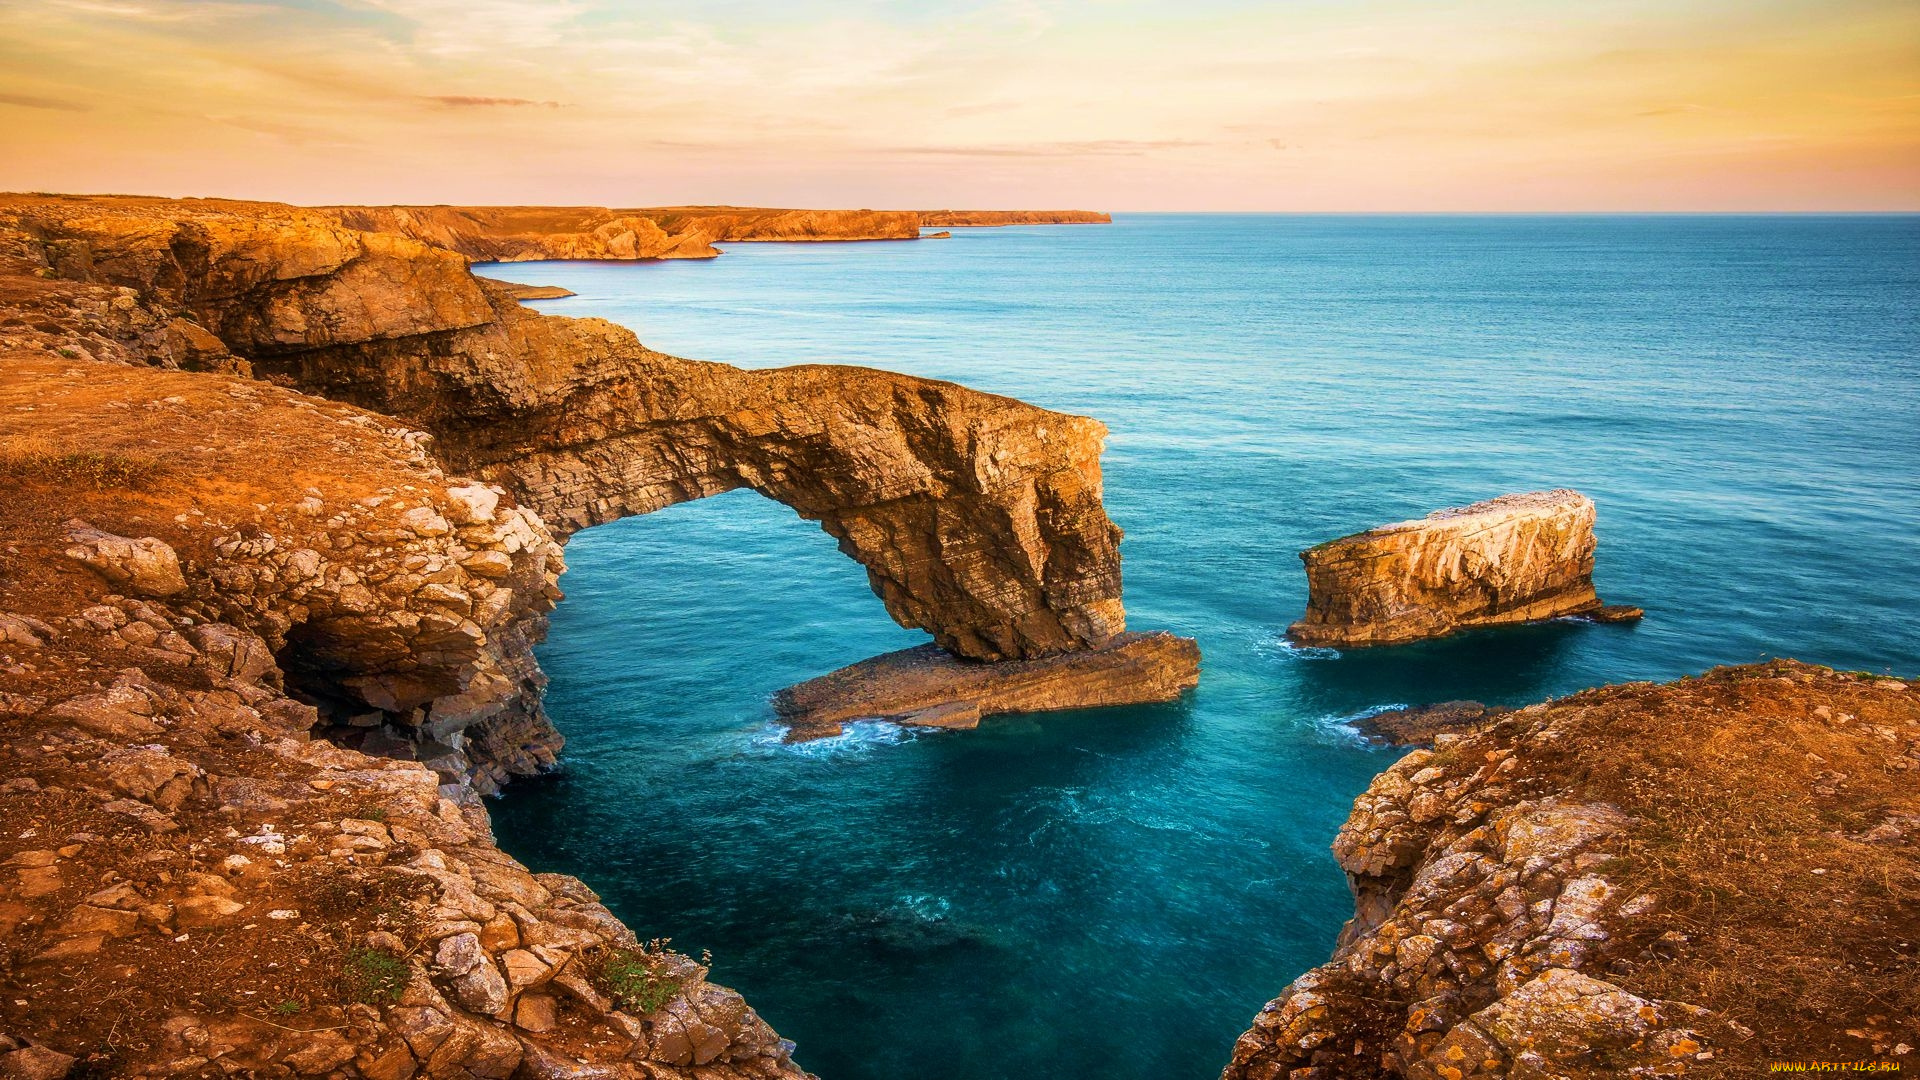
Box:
[1286,490,1641,647]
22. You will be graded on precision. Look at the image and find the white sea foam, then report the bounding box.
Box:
[1311,703,1410,746]
[744,719,916,757]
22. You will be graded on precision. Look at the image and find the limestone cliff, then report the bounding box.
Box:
[1287,491,1639,647]
[1224,662,1919,1078]
[623,207,921,242]
[0,358,811,1079]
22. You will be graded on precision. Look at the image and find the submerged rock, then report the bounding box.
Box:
[1287,490,1638,647]
[772,630,1201,740]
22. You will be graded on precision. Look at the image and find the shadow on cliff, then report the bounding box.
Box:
[1287,619,1596,718]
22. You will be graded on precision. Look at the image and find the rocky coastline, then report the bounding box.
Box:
[1223,662,1918,1077]
[1,192,1909,1080]
[0,191,1161,1077]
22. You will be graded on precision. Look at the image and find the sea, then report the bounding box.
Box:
[478,214,1920,1080]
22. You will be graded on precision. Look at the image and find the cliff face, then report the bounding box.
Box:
[623,207,922,242]
[1225,662,1920,1078]
[1288,491,1631,647]
[0,358,811,1079]
[915,210,1111,227]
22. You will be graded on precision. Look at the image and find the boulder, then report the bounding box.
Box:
[61,523,187,597]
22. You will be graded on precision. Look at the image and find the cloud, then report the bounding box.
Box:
[901,139,1208,157]
[424,95,566,108]
[0,92,90,112]
[1636,103,1711,117]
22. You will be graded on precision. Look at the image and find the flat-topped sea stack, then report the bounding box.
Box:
[1287,490,1641,648]
[773,631,1201,740]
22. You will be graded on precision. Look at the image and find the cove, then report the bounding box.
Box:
[486,214,1920,1080]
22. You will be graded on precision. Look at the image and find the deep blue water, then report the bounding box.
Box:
[481,216,1920,1080]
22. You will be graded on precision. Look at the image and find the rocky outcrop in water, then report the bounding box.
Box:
[1224,662,1919,1078]
[475,277,576,301]
[1287,491,1640,647]
[773,631,1200,739]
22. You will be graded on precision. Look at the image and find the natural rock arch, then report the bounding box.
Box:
[287,298,1130,663]
[9,197,1129,662]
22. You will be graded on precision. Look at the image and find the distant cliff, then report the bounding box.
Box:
[623,206,922,242]
[320,204,722,262]
[306,205,1110,261]
[917,210,1111,227]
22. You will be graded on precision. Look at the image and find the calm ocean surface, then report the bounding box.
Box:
[481,215,1920,1080]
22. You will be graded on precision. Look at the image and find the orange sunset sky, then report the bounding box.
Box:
[1,0,1916,211]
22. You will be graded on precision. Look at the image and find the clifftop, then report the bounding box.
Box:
[0,357,811,1078]
[1225,661,1919,1078]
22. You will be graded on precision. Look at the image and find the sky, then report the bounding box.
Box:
[0,0,1916,210]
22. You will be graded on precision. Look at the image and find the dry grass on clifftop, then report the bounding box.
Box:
[1521,663,1920,1065]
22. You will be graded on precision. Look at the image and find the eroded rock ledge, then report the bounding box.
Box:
[1224,662,1919,1078]
[1287,491,1641,648]
[773,631,1200,740]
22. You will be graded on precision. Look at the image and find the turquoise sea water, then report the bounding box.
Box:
[480,215,1920,1080]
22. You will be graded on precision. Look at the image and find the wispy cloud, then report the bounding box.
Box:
[0,92,90,112]
[902,139,1208,158]
[0,0,1914,209]
[424,95,565,108]
[1637,103,1711,117]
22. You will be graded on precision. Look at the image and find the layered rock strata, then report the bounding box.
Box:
[1287,491,1639,647]
[772,631,1201,740]
[0,358,811,1078]
[1225,662,1920,1078]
